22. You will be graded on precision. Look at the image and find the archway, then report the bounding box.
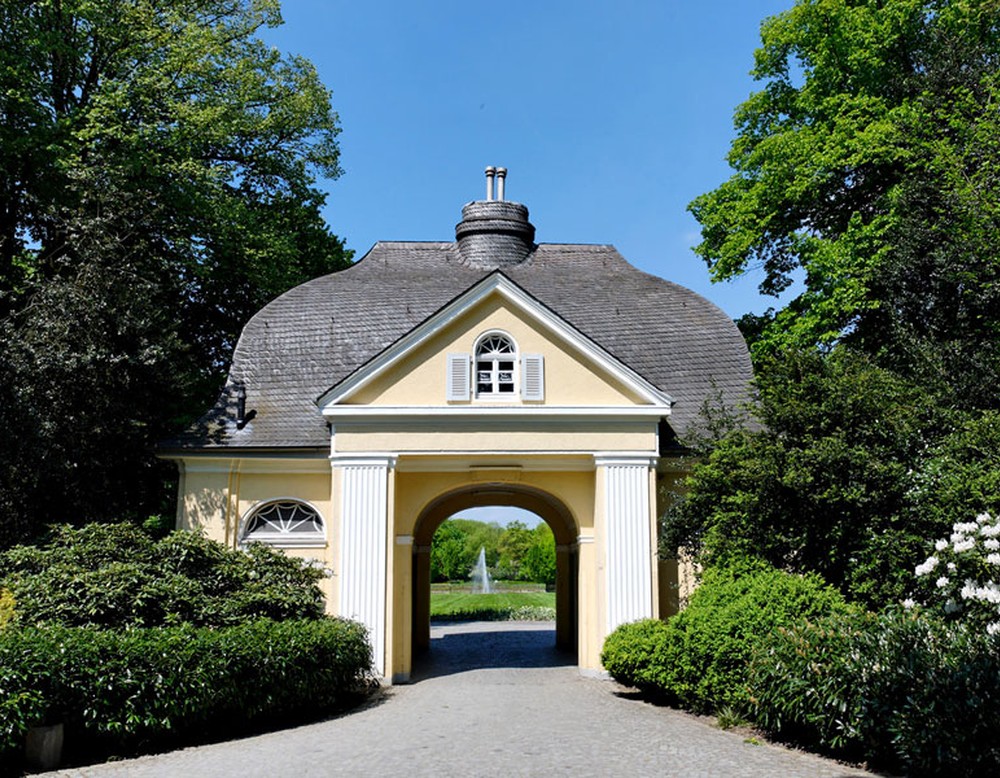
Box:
[411,483,579,659]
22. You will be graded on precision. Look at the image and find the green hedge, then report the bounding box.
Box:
[430,605,556,622]
[601,564,851,713]
[0,523,327,628]
[0,618,372,767]
[749,611,1000,776]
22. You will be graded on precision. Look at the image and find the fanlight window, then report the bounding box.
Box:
[476,334,516,396]
[242,500,325,547]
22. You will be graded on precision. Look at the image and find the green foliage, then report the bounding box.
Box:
[0,523,326,628]
[429,591,555,622]
[750,611,1000,776]
[600,618,671,690]
[0,0,352,544]
[913,412,1000,532]
[689,0,1000,409]
[430,520,481,583]
[520,524,557,586]
[664,347,940,606]
[0,590,13,630]
[496,520,534,580]
[0,618,371,765]
[910,512,1000,632]
[602,564,851,714]
[430,518,555,584]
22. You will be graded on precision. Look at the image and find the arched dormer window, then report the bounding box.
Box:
[446,332,544,402]
[475,332,517,398]
[240,499,326,548]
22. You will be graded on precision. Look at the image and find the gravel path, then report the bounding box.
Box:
[53,622,875,777]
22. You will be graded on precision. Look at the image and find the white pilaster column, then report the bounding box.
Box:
[596,454,658,633]
[333,454,396,676]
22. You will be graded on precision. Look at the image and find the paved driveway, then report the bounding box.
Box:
[54,622,874,777]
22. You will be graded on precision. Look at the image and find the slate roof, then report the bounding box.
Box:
[162,204,752,452]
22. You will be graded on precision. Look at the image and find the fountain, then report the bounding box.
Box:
[470,547,493,594]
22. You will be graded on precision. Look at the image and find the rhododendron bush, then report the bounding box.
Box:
[910,512,1000,634]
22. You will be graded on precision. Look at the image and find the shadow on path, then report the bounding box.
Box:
[411,621,575,681]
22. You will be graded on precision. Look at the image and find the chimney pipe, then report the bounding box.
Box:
[485,166,496,201]
[496,167,507,201]
[235,385,256,429]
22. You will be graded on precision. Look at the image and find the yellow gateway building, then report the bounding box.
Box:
[160,169,752,682]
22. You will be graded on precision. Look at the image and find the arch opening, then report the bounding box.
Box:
[411,484,579,665]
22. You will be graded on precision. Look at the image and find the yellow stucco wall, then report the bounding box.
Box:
[177,459,337,610]
[348,292,648,407]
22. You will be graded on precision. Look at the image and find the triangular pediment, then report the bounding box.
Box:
[316,272,673,412]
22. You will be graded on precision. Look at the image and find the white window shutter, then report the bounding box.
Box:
[446,353,471,401]
[521,354,544,401]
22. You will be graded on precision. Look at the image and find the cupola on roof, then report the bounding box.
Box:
[454,167,536,267]
[163,169,753,452]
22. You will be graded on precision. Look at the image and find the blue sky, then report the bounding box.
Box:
[265,0,795,321]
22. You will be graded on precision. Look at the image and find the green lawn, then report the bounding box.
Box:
[429,591,556,621]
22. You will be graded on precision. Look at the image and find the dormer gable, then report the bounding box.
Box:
[316,272,672,416]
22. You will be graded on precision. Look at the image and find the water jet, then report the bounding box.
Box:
[471,547,493,594]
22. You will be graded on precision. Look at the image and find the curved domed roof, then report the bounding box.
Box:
[165,193,752,451]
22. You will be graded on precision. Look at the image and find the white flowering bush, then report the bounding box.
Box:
[911,512,1000,633]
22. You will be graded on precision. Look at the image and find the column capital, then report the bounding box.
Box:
[593,453,658,468]
[330,453,398,469]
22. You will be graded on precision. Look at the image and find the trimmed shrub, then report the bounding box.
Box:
[601,563,851,713]
[0,523,327,628]
[0,618,372,767]
[600,618,671,690]
[750,610,1000,776]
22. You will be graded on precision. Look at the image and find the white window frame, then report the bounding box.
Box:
[473,331,519,401]
[239,498,327,549]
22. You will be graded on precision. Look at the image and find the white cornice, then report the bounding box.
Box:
[329,453,399,468]
[594,453,660,468]
[323,405,669,422]
[316,273,674,409]
[393,455,600,473]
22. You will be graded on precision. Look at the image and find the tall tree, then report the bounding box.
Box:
[664,347,947,606]
[0,0,351,544]
[689,0,1000,408]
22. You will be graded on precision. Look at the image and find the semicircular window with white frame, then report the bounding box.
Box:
[240,499,326,548]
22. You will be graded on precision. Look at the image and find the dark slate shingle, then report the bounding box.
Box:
[162,240,752,450]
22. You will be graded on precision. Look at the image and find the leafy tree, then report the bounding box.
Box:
[520,523,556,586]
[689,0,1000,409]
[910,411,1000,533]
[663,347,944,607]
[0,0,351,543]
[430,521,474,583]
[429,518,505,582]
[497,520,534,580]
[430,517,558,584]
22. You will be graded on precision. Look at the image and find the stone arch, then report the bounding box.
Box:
[411,483,580,655]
